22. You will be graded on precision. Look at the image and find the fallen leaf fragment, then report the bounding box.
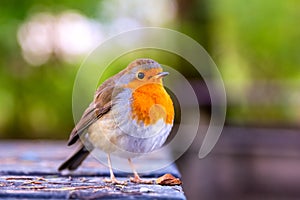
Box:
[156,174,182,186]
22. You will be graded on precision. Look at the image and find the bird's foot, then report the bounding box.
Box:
[130,176,154,184]
[103,177,127,185]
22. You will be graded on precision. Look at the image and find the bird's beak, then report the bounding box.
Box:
[154,72,169,79]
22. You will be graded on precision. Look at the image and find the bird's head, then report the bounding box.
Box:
[116,58,168,90]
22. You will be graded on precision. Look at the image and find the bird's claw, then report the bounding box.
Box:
[103,177,127,185]
[130,176,154,184]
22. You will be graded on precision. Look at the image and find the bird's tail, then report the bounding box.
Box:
[58,145,90,171]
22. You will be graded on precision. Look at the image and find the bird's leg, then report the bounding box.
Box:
[128,158,153,184]
[103,154,126,185]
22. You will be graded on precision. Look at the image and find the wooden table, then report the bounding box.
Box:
[0,141,185,199]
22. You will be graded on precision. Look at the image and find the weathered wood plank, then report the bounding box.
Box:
[0,141,185,199]
[0,175,184,199]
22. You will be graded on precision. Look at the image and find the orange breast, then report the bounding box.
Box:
[131,84,174,126]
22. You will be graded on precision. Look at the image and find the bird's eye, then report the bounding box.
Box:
[137,72,145,79]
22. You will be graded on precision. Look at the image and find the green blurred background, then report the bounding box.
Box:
[1,0,299,139]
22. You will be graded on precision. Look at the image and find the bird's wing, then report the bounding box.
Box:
[67,81,116,146]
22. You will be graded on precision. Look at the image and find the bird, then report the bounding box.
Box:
[58,58,174,184]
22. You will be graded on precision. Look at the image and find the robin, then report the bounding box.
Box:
[58,58,174,184]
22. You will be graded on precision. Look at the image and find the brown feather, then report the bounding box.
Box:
[67,67,127,146]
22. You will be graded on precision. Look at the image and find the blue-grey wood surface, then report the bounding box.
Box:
[0,141,185,199]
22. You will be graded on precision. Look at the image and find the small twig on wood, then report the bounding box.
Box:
[5,177,35,181]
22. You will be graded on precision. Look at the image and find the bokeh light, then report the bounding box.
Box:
[17,11,103,66]
[17,12,55,66]
[17,0,177,67]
